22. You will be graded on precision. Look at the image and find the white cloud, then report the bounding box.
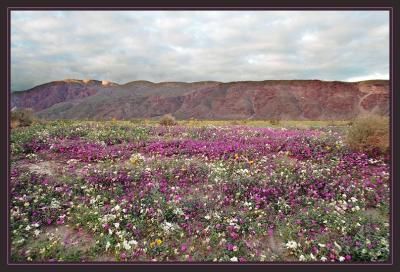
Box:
[11,10,389,91]
[345,72,389,82]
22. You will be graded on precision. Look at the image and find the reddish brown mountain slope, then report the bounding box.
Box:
[11,79,389,120]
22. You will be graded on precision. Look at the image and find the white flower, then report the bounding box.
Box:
[299,255,306,261]
[129,240,138,246]
[230,257,238,262]
[318,243,326,248]
[286,240,298,249]
[321,257,327,262]
[122,240,132,250]
[105,241,111,251]
[34,229,40,236]
[114,205,120,211]
[233,245,238,252]
[339,256,345,262]
[114,222,120,229]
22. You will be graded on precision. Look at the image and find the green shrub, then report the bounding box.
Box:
[346,114,389,156]
[159,114,177,126]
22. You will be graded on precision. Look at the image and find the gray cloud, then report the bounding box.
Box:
[11,10,389,91]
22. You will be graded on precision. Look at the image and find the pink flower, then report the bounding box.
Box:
[311,246,318,254]
[227,243,234,251]
[102,223,110,230]
[230,232,239,240]
[181,244,187,252]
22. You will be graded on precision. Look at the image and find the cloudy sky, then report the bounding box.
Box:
[11,10,389,91]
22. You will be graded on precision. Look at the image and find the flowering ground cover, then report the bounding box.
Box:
[10,121,390,262]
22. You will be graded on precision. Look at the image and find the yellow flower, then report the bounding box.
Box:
[150,241,155,248]
[130,153,144,166]
[156,239,163,246]
[248,160,254,165]
[130,158,138,165]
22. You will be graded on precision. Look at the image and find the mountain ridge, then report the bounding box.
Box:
[11,79,389,120]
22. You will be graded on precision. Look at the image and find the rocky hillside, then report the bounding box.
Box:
[11,79,389,120]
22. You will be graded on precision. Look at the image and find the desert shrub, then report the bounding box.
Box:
[159,114,177,126]
[328,120,336,127]
[10,119,20,129]
[11,108,34,128]
[270,119,281,126]
[346,114,389,156]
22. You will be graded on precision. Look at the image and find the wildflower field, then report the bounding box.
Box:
[10,120,390,262]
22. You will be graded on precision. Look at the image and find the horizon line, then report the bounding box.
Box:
[11,78,390,92]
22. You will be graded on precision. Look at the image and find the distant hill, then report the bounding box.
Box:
[11,79,389,120]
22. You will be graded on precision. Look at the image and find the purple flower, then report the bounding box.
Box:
[181,244,187,252]
[227,243,234,251]
[230,232,239,240]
